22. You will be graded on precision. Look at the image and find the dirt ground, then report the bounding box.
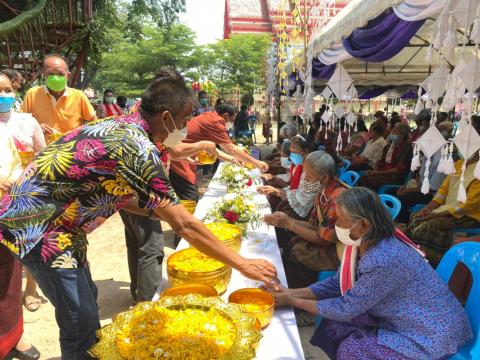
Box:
[21,125,329,360]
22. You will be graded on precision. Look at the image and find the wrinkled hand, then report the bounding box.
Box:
[263,212,289,228]
[261,173,274,181]
[0,176,14,193]
[257,185,278,196]
[198,141,217,156]
[262,283,293,307]
[41,123,56,135]
[255,161,269,173]
[239,258,278,284]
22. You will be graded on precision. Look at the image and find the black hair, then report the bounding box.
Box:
[1,68,21,81]
[154,67,185,83]
[215,103,236,116]
[140,78,194,117]
[372,124,385,135]
[215,98,225,107]
[240,104,248,112]
[198,90,208,98]
[104,89,114,96]
[472,114,480,133]
[356,116,368,132]
[117,95,127,103]
[290,135,309,153]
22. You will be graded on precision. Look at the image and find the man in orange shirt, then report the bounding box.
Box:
[170,102,268,202]
[21,54,96,135]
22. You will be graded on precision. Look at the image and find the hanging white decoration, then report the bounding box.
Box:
[453,123,480,200]
[326,64,354,99]
[450,0,480,30]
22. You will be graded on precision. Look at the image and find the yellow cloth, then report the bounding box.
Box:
[432,160,480,221]
[0,125,23,198]
[21,86,95,133]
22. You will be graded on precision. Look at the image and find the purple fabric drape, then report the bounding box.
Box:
[312,58,336,80]
[342,10,425,62]
[358,86,392,99]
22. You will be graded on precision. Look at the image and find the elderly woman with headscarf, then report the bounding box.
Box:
[360,123,413,191]
[263,151,346,287]
[266,187,472,360]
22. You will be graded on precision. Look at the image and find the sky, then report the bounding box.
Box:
[180,0,225,45]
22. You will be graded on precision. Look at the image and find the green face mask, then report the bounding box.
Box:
[105,96,115,104]
[199,98,209,107]
[46,75,67,92]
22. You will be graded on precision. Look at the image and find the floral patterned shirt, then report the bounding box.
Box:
[0,112,178,268]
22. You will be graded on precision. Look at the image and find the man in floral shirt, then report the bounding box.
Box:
[0,77,277,359]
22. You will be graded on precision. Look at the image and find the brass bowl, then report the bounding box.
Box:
[162,283,218,298]
[46,132,63,144]
[204,223,242,252]
[88,295,262,360]
[197,150,217,164]
[18,150,35,168]
[180,199,197,215]
[228,288,274,329]
[167,248,232,295]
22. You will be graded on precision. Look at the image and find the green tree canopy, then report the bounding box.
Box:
[198,34,272,96]
[92,24,201,97]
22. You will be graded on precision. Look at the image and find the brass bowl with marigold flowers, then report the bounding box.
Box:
[167,248,232,295]
[162,283,218,298]
[88,295,262,360]
[228,288,274,329]
[203,223,242,252]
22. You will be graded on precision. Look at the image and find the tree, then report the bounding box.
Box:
[92,24,201,97]
[198,34,272,97]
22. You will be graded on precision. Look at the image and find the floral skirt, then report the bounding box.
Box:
[311,314,411,360]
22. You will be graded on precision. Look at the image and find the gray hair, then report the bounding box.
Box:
[336,187,395,248]
[305,151,336,178]
[279,123,298,140]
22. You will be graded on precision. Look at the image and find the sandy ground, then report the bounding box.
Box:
[21,124,329,360]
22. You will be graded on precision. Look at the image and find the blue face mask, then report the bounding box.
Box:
[389,134,399,143]
[290,153,304,166]
[0,95,15,112]
[280,157,291,169]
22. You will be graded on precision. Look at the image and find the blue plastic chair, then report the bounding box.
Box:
[378,184,401,195]
[338,159,351,176]
[340,170,360,187]
[436,242,480,359]
[379,194,402,220]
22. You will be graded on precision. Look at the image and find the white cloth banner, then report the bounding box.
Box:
[393,0,447,21]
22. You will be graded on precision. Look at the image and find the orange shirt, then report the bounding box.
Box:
[170,112,232,185]
[21,86,95,133]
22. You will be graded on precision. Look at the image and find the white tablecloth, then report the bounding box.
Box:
[154,165,305,360]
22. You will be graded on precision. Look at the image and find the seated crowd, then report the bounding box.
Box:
[260,108,478,359]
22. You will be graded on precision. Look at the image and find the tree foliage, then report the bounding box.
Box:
[197,34,272,96]
[92,24,201,97]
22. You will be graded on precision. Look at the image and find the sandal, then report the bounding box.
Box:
[23,294,41,312]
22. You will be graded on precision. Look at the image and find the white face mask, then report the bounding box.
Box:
[162,113,187,147]
[335,223,362,247]
[280,156,291,169]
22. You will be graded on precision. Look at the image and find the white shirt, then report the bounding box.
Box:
[0,123,23,198]
[361,136,387,167]
[0,111,46,152]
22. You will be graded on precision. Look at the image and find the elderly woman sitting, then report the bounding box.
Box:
[408,152,480,266]
[359,122,413,191]
[263,151,345,288]
[267,187,472,360]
